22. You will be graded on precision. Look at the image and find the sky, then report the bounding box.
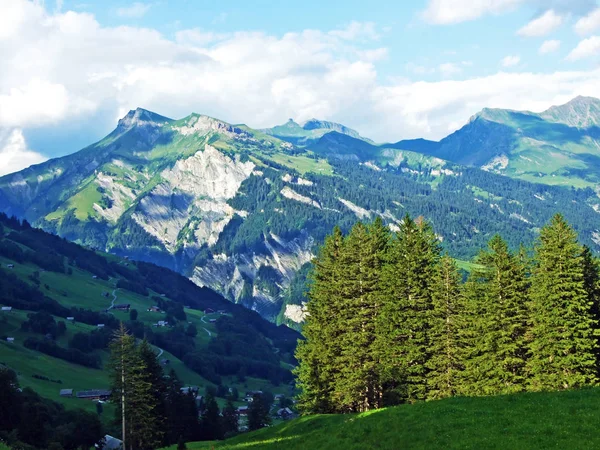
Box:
[1,0,600,175]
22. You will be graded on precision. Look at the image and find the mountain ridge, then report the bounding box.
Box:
[1,97,600,322]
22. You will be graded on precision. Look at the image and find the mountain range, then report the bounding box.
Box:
[1,97,599,322]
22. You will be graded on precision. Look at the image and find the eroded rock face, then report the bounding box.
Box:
[191,231,314,317]
[133,144,254,252]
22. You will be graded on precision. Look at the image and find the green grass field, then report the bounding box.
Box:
[165,387,600,450]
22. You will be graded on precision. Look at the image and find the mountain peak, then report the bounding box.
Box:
[117,108,173,131]
[301,119,360,138]
[540,96,600,128]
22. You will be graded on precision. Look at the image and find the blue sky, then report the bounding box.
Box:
[1,0,600,175]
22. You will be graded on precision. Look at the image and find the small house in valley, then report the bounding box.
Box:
[76,389,111,400]
[1,306,12,312]
[60,389,73,397]
[113,304,131,311]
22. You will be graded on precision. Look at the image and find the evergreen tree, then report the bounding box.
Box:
[108,323,161,450]
[426,255,464,400]
[462,236,529,396]
[376,215,440,403]
[527,214,599,391]
[333,219,389,412]
[138,339,166,445]
[295,226,345,414]
[200,393,223,440]
[164,369,200,444]
[222,399,239,436]
[247,394,271,431]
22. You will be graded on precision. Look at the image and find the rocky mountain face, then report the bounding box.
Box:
[393,96,600,190]
[1,98,600,324]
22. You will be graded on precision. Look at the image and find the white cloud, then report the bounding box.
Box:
[539,39,561,54]
[501,55,521,67]
[422,0,525,24]
[357,48,388,62]
[116,2,151,19]
[567,36,600,60]
[575,8,600,35]
[517,9,563,37]
[0,129,46,176]
[439,62,463,77]
[329,21,379,41]
[3,0,600,160]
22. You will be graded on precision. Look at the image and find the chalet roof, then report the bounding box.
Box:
[76,389,111,398]
[60,389,73,396]
[101,435,123,450]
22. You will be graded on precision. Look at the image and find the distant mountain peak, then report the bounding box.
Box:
[117,108,173,131]
[301,118,360,137]
[541,96,600,128]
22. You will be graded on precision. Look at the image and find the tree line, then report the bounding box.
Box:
[295,213,600,413]
[108,324,277,449]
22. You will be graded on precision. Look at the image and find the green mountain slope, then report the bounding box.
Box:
[1,103,600,323]
[0,214,298,416]
[262,118,371,147]
[393,96,600,189]
[166,388,600,450]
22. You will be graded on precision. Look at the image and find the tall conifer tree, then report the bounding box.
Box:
[295,226,345,413]
[462,236,529,395]
[108,324,162,450]
[527,214,599,391]
[333,219,389,412]
[376,215,440,403]
[426,255,464,400]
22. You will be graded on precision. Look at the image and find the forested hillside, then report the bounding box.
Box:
[2,106,600,323]
[0,213,298,449]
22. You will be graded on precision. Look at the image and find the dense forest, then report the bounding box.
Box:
[296,213,600,413]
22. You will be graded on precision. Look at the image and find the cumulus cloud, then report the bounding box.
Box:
[517,10,564,37]
[3,0,600,156]
[539,39,561,54]
[567,36,600,60]
[0,129,46,176]
[501,55,521,67]
[116,2,151,18]
[575,8,600,35]
[422,0,526,24]
[439,62,463,77]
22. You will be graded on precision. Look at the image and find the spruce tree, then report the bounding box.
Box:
[462,236,529,396]
[295,226,345,414]
[222,398,239,436]
[108,323,162,450]
[138,339,166,445]
[333,219,389,412]
[248,394,271,431]
[426,255,464,400]
[376,215,440,403]
[200,393,222,440]
[527,214,599,391]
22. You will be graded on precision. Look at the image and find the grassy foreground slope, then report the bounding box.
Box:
[170,388,600,450]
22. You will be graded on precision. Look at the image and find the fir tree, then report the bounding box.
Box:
[333,219,389,412]
[200,393,222,440]
[248,394,271,431]
[222,398,239,436]
[376,215,440,403]
[527,214,599,391]
[426,255,464,400]
[295,226,345,414]
[108,323,162,450]
[462,236,529,396]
